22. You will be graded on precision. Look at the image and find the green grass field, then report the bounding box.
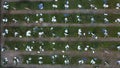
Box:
[4,27,120,37]
[22,55,102,64]
[8,0,120,10]
[3,14,120,23]
[5,41,120,51]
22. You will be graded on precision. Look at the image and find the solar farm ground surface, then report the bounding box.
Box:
[0,0,120,68]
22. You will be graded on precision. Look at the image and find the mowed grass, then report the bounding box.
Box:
[8,0,120,10]
[3,14,120,23]
[71,56,102,64]
[22,55,102,64]
[22,55,52,64]
[9,1,53,10]
[4,27,120,37]
[5,41,120,51]
[108,0,120,9]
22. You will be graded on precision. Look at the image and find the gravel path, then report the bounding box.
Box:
[3,9,120,14]
[3,64,120,68]
[3,22,120,27]
[2,50,120,68]
[0,0,5,48]
[4,37,120,42]
[4,0,53,2]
